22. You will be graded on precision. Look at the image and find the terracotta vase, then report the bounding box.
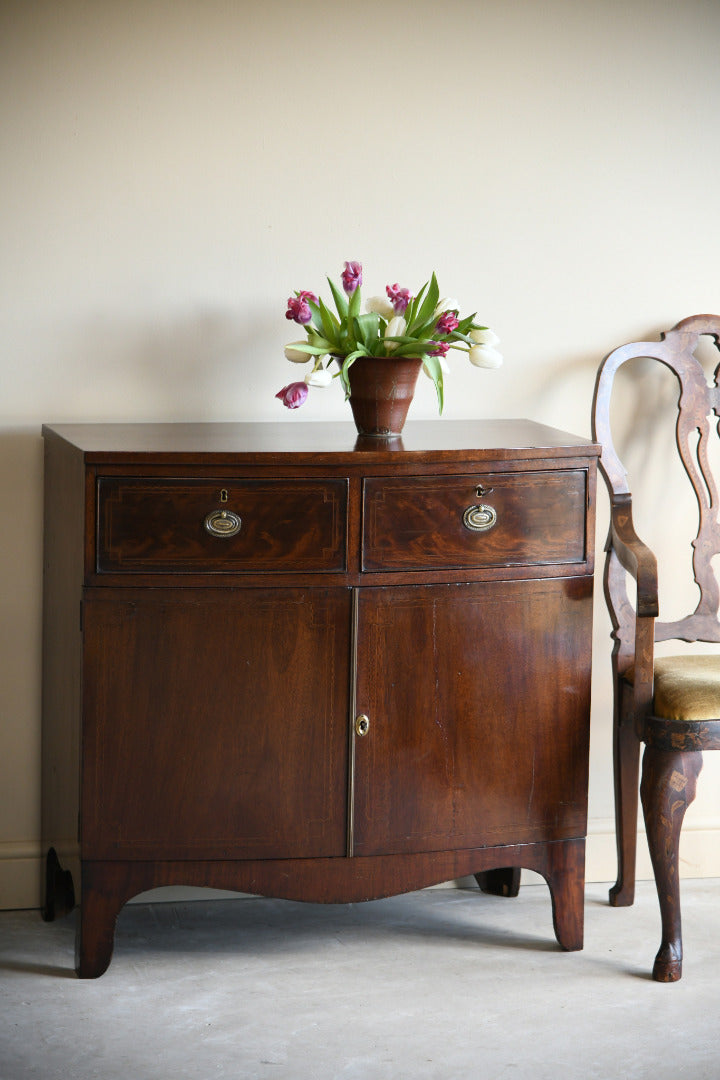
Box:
[343,355,423,437]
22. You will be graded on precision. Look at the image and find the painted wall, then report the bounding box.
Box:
[2,0,720,908]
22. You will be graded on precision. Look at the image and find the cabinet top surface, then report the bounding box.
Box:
[43,419,599,464]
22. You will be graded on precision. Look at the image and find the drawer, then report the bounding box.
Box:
[362,470,588,571]
[96,477,347,573]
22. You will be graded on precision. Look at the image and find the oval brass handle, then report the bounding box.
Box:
[463,504,497,532]
[355,714,370,737]
[204,508,242,538]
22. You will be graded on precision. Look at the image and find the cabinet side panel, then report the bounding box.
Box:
[41,435,86,877]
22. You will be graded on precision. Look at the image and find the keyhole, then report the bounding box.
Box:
[220,489,228,503]
[355,714,370,737]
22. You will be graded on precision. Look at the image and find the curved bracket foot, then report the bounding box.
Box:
[541,839,585,951]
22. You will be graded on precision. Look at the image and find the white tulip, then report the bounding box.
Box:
[433,297,460,318]
[469,344,503,369]
[384,315,407,352]
[469,327,501,347]
[284,341,311,363]
[305,365,333,388]
[365,295,394,318]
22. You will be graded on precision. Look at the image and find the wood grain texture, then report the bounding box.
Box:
[81,589,351,860]
[75,839,585,978]
[352,578,592,856]
[641,748,702,982]
[42,419,599,462]
[97,476,347,573]
[362,469,588,570]
[41,420,598,976]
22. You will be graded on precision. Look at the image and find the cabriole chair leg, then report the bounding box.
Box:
[640,746,703,982]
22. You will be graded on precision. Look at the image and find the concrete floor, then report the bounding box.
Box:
[1,880,718,1080]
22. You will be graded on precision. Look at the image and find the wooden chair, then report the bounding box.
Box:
[592,314,720,982]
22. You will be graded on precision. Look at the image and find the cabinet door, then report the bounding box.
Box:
[352,578,592,857]
[81,588,351,860]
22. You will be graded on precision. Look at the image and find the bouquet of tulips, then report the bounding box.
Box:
[276,261,502,411]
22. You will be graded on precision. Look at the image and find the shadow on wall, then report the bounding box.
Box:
[525,318,713,623]
[0,305,276,859]
[0,430,45,842]
[552,319,720,629]
[531,317,720,454]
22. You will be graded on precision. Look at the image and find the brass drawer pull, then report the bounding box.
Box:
[204,509,242,538]
[463,504,497,532]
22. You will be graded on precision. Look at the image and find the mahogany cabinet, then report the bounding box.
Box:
[41,420,599,977]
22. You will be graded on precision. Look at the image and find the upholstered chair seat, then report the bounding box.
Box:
[626,655,720,721]
[652,655,720,721]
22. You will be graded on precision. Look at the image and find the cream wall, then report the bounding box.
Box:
[2,0,720,908]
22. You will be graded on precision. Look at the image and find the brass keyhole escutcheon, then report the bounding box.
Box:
[463,482,497,533]
[355,714,370,737]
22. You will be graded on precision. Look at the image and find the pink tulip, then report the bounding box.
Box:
[436,312,459,335]
[341,261,362,294]
[429,341,450,357]
[285,295,314,324]
[386,283,411,315]
[275,382,309,408]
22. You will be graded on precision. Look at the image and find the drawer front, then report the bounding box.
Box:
[96,477,347,573]
[362,470,588,571]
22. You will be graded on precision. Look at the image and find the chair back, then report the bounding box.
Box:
[592,315,720,675]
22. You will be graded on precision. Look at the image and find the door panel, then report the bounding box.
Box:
[82,588,351,859]
[353,578,592,856]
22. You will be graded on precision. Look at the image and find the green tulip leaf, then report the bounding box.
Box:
[405,280,428,330]
[448,330,475,346]
[422,352,445,414]
[412,273,440,331]
[327,277,348,319]
[347,284,362,322]
[285,342,330,356]
[340,349,367,397]
[317,298,341,344]
[353,312,381,350]
[456,314,477,334]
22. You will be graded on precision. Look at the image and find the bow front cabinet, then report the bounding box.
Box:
[41,420,599,977]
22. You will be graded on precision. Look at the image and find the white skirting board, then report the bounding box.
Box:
[0,842,44,911]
